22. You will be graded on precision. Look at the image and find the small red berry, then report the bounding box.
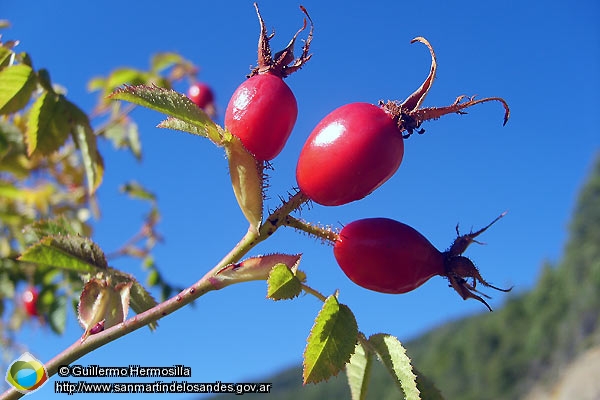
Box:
[22,287,39,317]
[187,82,215,110]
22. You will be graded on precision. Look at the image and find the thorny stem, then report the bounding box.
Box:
[282,215,339,244]
[0,192,310,400]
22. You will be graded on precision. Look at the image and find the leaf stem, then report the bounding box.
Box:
[300,283,328,303]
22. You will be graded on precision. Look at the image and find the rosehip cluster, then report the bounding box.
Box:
[220,4,511,310]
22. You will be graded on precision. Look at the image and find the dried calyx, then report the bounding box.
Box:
[250,3,314,78]
[381,37,510,139]
[442,212,512,311]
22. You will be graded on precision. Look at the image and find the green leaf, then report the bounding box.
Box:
[224,135,263,233]
[346,340,374,400]
[22,216,80,242]
[267,263,302,300]
[102,118,142,160]
[47,294,68,334]
[120,181,156,202]
[413,368,445,400]
[68,104,104,194]
[151,52,183,73]
[303,295,358,384]
[109,84,221,144]
[369,333,420,400]
[25,92,70,155]
[19,235,108,272]
[157,116,221,143]
[87,76,105,92]
[0,64,37,115]
[0,47,13,68]
[36,69,54,93]
[215,254,301,289]
[106,68,149,91]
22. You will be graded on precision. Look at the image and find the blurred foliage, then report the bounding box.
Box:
[208,152,600,400]
[0,23,197,359]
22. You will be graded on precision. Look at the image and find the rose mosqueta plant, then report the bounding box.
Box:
[1,4,511,400]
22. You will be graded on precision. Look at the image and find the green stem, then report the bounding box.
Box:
[0,191,309,400]
[301,283,328,303]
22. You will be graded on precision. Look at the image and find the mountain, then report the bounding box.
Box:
[208,152,600,400]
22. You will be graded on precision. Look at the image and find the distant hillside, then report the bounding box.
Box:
[207,152,600,400]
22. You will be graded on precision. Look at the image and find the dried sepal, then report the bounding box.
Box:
[382,37,510,138]
[442,213,512,311]
[249,3,313,78]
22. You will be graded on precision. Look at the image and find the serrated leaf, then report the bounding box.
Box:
[78,278,132,341]
[19,234,107,272]
[0,64,36,115]
[157,116,221,143]
[267,263,302,300]
[369,333,420,400]
[346,340,374,400]
[109,84,221,143]
[215,253,301,289]
[22,216,80,242]
[225,136,263,233]
[413,368,445,400]
[70,117,104,194]
[303,295,358,384]
[25,91,70,155]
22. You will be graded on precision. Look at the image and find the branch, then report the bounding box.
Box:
[1,190,310,400]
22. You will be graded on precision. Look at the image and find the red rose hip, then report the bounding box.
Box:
[334,218,442,294]
[225,73,297,161]
[296,103,404,206]
[188,82,215,110]
[333,213,512,311]
[22,286,39,317]
[225,4,313,161]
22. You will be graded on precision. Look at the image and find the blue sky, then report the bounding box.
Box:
[3,0,599,398]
